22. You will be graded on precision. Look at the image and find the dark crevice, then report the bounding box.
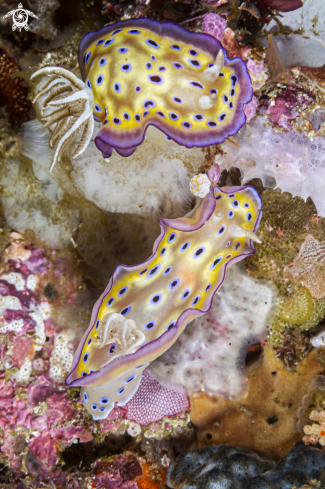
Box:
[61,432,135,470]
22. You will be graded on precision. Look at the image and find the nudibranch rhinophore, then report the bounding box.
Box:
[31,18,253,171]
[66,185,262,420]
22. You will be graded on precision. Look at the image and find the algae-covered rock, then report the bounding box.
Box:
[246,190,325,351]
[167,442,325,489]
[190,346,323,461]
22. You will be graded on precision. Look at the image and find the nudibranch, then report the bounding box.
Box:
[31,18,252,172]
[66,184,262,420]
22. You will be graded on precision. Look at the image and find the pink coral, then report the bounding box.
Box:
[246,58,268,90]
[259,86,315,131]
[220,28,250,60]
[0,233,94,473]
[202,13,227,42]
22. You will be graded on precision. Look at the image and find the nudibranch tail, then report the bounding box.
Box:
[66,185,262,420]
[78,18,253,158]
[31,66,94,172]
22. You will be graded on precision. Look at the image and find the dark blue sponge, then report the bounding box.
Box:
[167,442,325,489]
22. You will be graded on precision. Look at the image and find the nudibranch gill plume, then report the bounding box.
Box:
[66,185,262,420]
[31,18,253,171]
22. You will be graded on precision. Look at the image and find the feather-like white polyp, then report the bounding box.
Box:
[19,119,53,168]
[31,66,94,172]
[48,89,90,106]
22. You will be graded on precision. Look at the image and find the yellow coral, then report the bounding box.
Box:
[278,287,313,325]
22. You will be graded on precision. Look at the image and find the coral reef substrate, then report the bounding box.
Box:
[167,442,325,489]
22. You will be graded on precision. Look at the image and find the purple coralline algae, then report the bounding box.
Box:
[0,233,92,473]
[259,86,315,131]
[202,14,227,42]
[0,233,189,486]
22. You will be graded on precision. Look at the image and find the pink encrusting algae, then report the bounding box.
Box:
[0,233,190,485]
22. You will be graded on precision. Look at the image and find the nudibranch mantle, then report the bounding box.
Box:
[66,185,262,420]
[79,18,253,158]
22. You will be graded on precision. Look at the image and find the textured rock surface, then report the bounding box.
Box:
[284,235,325,299]
[190,346,323,461]
[21,119,202,218]
[167,442,325,489]
[0,232,191,486]
[167,444,275,489]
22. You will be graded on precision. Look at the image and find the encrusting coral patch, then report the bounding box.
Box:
[190,346,323,461]
[245,190,325,353]
[303,408,325,448]
[284,234,325,300]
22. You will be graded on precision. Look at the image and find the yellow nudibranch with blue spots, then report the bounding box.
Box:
[31,18,253,171]
[79,18,253,158]
[66,185,262,420]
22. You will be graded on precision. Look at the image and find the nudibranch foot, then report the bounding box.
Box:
[66,184,262,420]
[31,67,94,172]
